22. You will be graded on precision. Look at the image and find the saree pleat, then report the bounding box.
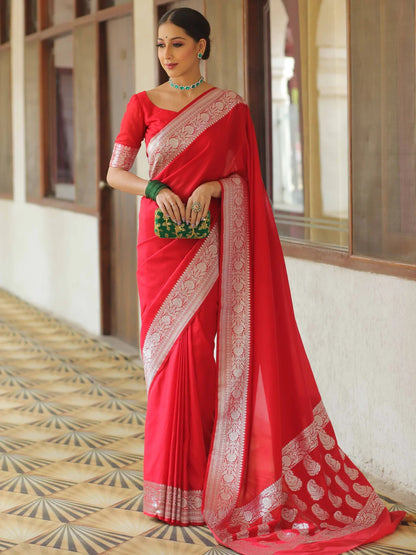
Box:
[110,87,403,554]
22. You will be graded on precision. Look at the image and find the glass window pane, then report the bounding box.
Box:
[77,0,92,17]
[350,0,416,264]
[47,34,75,200]
[48,0,74,26]
[1,0,11,43]
[99,0,129,8]
[270,0,348,248]
[25,0,38,34]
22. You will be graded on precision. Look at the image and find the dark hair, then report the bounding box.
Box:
[158,8,211,60]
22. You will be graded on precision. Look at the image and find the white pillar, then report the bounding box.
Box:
[11,0,26,203]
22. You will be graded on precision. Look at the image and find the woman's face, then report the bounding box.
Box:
[157,22,203,79]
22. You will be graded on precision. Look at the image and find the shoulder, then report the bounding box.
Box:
[212,88,247,108]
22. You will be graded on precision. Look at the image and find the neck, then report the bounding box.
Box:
[169,74,204,92]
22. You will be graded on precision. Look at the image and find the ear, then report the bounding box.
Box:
[198,38,207,55]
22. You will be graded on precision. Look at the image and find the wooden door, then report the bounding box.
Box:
[99,15,138,347]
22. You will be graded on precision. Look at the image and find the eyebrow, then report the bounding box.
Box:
[157,36,186,41]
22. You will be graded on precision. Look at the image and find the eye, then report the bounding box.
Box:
[173,42,183,48]
[156,43,164,48]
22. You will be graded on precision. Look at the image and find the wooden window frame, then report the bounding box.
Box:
[0,0,12,200]
[245,0,416,281]
[24,1,132,216]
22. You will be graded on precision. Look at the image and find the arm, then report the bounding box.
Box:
[106,167,147,196]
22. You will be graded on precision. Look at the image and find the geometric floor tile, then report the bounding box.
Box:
[344,547,416,554]
[67,449,140,468]
[51,431,118,448]
[92,398,144,411]
[203,549,239,555]
[106,437,144,455]
[0,453,50,473]
[53,483,133,507]
[0,436,33,452]
[34,415,94,431]
[111,410,146,425]
[109,537,208,554]
[0,289,415,555]
[32,461,106,483]
[113,493,144,511]
[142,524,217,547]
[19,401,70,415]
[8,498,100,522]
[76,508,153,536]
[88,469,143,489]
[0,539,16,550]
[0,514,58,542]
[0,475,75,495]
[29,524,132,554]
[0,491,37,512]
[14,443,84,463]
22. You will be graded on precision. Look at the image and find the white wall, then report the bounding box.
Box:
[0,201,101,334]
[285,256,416,495]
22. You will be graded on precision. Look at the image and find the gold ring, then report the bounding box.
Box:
[191,201,202,213]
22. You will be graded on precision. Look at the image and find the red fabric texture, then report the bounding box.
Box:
[111,88,404,554]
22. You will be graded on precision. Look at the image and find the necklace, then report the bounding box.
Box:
[169,75,204,91]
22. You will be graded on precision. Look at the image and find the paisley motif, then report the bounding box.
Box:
[303,454,321,476]
[311,503,329,521]
[307,479,325,501]
[325,453,341,472]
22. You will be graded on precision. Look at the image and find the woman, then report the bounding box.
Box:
[107,8,403,554]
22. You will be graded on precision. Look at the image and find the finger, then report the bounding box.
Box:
[163,199,176,221]
[198,205,209,227]
[190,202,199,227]
[169,201,182,225]
[185,199,193,225]
[178,200,186,223]
[195,205,206,227]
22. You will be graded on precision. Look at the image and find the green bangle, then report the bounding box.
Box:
[145,180,169,200]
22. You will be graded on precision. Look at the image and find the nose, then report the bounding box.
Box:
[164,44,174,59]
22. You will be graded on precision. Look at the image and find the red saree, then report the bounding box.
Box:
[110,87,403,554]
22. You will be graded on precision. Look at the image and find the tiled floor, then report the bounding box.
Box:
[0,288,415,554]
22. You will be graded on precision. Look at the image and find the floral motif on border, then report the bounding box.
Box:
[142,224,219,392]
[109,143,139,171]
[147,89,244,178]
[203,174,251,530]
[143,480,204,524]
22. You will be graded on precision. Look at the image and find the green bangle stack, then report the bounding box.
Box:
[145,180,169,200]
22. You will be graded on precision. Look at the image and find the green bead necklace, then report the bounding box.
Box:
[169,76,204,91]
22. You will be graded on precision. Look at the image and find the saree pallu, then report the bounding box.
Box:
[133,88,403,554]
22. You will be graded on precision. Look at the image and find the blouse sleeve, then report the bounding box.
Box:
[109,94,146,171]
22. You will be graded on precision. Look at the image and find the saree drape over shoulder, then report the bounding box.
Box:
[110,88,403,554]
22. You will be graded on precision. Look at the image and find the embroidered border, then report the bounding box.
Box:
[109,143,139,171]
[142,224,219,392]
[144,480,204,524]
[204,174,251,528]
[147,89,244,178]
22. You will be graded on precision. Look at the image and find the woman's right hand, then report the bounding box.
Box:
[156,187,186,225]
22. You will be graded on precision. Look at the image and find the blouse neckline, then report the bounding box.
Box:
[143,87,217,115]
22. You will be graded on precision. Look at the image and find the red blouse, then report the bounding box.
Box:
[109,92,180,171]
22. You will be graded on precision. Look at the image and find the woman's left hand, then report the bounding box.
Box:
[185,181,221,227]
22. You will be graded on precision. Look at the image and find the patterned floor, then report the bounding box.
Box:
[0,288,415,555]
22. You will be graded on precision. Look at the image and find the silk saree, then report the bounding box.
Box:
[110,87,403,554]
